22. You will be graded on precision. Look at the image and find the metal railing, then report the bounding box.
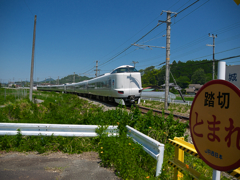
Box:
[0,123,165,177]
[127,125,165,177]
[0,123,118,137]
[168,137,240,180]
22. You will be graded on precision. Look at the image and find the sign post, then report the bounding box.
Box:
[189,80,240,178]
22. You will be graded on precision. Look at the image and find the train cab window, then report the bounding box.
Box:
[111,67,139,74]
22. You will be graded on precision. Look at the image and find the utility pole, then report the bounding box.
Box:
[207,34,217,80]
[159,10,177,110]
[73,72,75,83]
[29,15,37,102]
[132,61,139,67]
[94,61,100,77]
[58,76,59,85]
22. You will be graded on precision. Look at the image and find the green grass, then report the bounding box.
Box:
[0,89,231,179]
[140,99,191,114]
[175,96,195,101]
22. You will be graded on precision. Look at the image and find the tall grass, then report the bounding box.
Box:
[0,90,230,179]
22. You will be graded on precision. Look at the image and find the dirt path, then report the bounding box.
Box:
[0,151,121,180]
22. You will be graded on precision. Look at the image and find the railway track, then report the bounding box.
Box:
[77,94,190,121]
[134,105,189,121]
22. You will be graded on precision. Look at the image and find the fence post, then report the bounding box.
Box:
[4,88,6,101]
[156,145,165,177]
[174,137,184,180]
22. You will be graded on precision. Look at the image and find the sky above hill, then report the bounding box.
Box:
[0,0,239,83]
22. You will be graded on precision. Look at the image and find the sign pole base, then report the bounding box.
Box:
[212,169,220,180]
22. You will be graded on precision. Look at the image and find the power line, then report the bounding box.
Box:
[217,55,240,62]
[174,0,210,24]
[139,55,240,73]
[82,23,163,75]
[82,0,201,75]
[171,34,240,60]
[175,0,191,12]
[79,0,189,74]
[192,46,240,60]
[23,0,34,16]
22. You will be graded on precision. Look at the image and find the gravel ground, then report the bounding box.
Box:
[78,96,117,112]
[0,151,121,180]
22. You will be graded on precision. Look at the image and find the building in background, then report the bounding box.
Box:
[185,84,203,95]
[226,65,240,89]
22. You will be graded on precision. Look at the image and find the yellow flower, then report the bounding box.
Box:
[129,143,131,145]
[101,151,103,153]
[146,176,150,178]
[149,127,151,129]
[164,132,166,134]
[177,174,183,178]
[101,147,103,149]
[117,122,119,125]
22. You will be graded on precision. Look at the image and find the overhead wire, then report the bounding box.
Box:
[23,0,34,16]
[140,25,240,64]
[82,0,201,75]
[192,46,240,60]
[171,34,240,60]
[174,0,209,24]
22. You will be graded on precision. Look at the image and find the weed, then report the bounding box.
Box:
[0,90,232,179]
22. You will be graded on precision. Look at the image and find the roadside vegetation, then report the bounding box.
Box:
[140,60,217,90]
[139,99,191,115]
[0,89,230,179]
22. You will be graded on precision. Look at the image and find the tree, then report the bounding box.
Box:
[191,68,207,84]
[176,76,190,89]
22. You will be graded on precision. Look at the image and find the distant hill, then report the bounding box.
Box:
[43,75,91,85]
[139,59,218,89]
[39,78,55,83]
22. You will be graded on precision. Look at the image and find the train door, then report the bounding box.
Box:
[112,78,115,89]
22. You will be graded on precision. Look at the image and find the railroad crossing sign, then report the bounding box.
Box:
[234,0,240,5]
[190,80,240,171]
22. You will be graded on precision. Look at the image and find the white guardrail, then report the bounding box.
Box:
[126,125,165,177]
[0,123,165,177]
[0,123,118,137]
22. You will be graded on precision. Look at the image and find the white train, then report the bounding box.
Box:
[37,65,143,105]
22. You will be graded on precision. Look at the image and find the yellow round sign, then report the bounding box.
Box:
[190,80,240,171]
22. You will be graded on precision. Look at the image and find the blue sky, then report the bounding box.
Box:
[0,0,239,83]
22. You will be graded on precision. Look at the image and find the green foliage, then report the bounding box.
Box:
[176,76,190,89]
[0,88,29,105]
[96,107,188,179]
[191,68,207,84]
[0,91,231,179]
[51,74,91,84]
[139,59,218,88]
[0,133,97,154]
